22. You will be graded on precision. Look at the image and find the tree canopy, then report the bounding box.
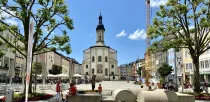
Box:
[0,0,74,93]
[147,0,210,93]
[49,64,62,75]
[32,62,43,74]
[158,63,173,78]
[0,0,74,57]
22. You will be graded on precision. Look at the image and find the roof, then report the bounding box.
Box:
[83,45,117,52]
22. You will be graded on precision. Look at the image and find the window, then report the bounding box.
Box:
[105,56,108,62]
[10,35,13,41]
[105,68,108,76]
[6,34,9,40]
[200,61,204,68]
[92,56,95,62]
[111,72,114,75]
[189,63,192,69]
[86,65,88,68]
[92,68,94,74]
[99,35,101,41]
[98,56,102,62]
[205,60,209,68]
[86,72,88,75]
[185,51,188,58]
[112,65,114,68]
[186,63,189,70]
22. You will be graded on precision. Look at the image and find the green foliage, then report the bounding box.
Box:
[0,41,4,58]
[49,64,62,75]
[0,0,74,57]
[32,62,43,74]
[158,63,173,78]
[136,67,142,77]
[0,0,74,93]
[148,0,210,93]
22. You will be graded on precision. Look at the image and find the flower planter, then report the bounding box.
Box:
[146,82,150,86]
[157,83,162,89]
[0,93,53,102]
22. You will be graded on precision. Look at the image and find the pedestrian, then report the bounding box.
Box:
[98,84,102,97]
[204,79,208,94]
[91,75,96,90]
[56,81,61,102]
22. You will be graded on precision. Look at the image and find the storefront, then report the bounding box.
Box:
[0,69,9,83]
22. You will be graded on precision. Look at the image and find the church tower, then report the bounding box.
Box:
[96,12,105,44]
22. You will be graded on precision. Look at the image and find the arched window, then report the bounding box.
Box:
[92,68,95,75]
[92,56,95,62]
[105,56,108,62]
[105,68,108,76]
[99,35,101,41]
[98,56,102,62]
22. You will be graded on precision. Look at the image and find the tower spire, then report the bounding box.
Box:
[96,10,105,31]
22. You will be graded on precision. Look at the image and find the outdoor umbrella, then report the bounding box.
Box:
[42,65,48,85]
[47,74,56,77]
[55,74,69,77]
[19,64,26,92]
[73,74,82,77]
[7,60,15,85]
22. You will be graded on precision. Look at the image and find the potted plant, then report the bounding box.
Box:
[157,78,163,89]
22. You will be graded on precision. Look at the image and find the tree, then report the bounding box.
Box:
[32,62,43,74]
[158,63,173,84]
[0,41,4,58]
[0,0,74,93]
[49,64,62,75]
[148,0,210,93]
[136,67,142,77]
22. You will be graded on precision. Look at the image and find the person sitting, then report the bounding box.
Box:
[67,83,77,96]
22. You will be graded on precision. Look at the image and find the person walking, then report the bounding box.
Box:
[204,79,208,94]
[56,81,61,102]
[91,75,96,90]
[98,84,102,97]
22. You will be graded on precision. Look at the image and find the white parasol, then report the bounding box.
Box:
[55,73,69,77]
[7,59,15,84]
[73,74,82,77]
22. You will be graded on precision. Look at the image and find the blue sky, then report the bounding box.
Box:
[62,0,167,65]
[3,0,167,65]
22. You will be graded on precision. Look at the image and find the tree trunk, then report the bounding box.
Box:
[24,58,33,94]
[193,57,201,93]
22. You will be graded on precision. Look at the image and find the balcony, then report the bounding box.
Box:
[200,68,210,74]
[0,66,9,70]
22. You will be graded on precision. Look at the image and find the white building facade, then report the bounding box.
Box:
[82,13,118,81]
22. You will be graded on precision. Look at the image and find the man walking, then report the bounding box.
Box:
[91,75,96,90]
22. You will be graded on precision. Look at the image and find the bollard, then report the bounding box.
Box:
[6,89,14,102]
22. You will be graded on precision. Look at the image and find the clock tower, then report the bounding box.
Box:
[96,12,105,44]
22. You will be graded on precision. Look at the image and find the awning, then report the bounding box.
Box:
[0,73,7,76]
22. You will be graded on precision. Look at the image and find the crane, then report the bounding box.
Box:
[146,0,151,47]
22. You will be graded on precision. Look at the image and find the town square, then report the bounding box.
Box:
[0,0,210,102]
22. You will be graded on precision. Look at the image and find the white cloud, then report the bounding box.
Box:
[189,25,194,29]
[44,28,55,34]
[0,7,19,26]
[116,30,127,37]
[150,0,168,8]
[90,34,92,36]
[128,29,147,40]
